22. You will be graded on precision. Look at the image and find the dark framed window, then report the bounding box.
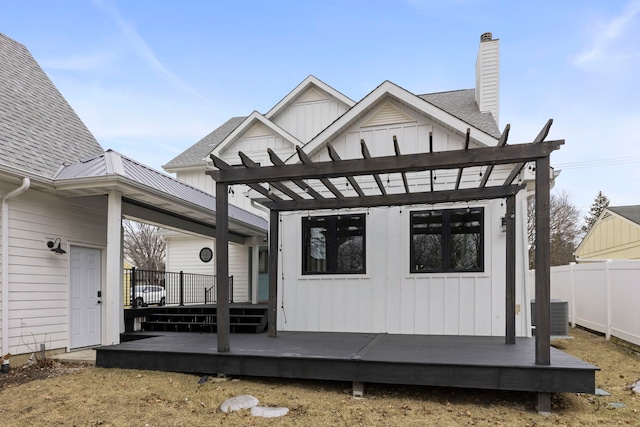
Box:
[302,214,365,275]
[410,208,484,273]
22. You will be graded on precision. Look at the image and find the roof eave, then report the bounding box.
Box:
[211,111,303,160]
[53,175,268,236]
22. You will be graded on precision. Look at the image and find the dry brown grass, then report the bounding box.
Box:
[1,327,639,426]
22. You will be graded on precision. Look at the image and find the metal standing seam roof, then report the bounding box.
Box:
[0,32,104,178]
[608,205,640,226]
[54,150,267,231]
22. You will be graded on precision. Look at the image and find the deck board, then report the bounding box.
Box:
[96,331,598,394]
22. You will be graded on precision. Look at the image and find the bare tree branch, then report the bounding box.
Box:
[528,190,581,268]
[123,220,166,271]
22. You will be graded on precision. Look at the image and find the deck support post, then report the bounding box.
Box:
[268,210,279,337]
[352,381,364,398]
[536,392,551,415]
[534,156,551,365]
[216,181,230,352]
[505,195,516,344]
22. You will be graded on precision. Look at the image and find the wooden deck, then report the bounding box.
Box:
[96,331,598,394]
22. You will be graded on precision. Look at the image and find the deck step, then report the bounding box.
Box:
[139,306,268,334]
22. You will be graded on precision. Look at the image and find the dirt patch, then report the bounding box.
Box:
[0,358,92,390]
[0,328,639,426]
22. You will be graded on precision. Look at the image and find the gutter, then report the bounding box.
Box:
[250,199,270,220]
[2,178,30,357]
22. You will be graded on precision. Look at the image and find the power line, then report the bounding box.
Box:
[555,156,640,170]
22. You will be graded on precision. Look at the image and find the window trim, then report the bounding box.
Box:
[410,207,484,274]
[301,214,366,275]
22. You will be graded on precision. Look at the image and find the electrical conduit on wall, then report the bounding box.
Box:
[1,178,30,357]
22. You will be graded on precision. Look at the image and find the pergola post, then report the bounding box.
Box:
[216,181,230,352]
[534,155,551,413]
[268,210,279,337]
[505,195,516,344]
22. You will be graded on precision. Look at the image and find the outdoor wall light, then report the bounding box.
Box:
[47,238,66,255]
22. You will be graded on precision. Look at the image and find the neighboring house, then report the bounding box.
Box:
[0,33,266,361]
[575,205,640,261]
[165,33,538,337]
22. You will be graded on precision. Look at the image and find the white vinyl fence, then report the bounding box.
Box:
[529,260,640,346]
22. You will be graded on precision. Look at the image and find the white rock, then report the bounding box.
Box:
[251,406,289,418]
[633,381,640,394]
[219,395,259,413]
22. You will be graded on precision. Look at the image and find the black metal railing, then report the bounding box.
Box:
[125,268,233,307]
[204,275,234,304]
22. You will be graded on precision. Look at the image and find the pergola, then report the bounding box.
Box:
[208,119,561,377]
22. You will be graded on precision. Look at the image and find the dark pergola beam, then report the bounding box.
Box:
[429,132,434,192]
[210,154,283,202]
[327,145,366,197]
[505,195,516,344]
[267,149,324,200]
[209,139,564,184]
[534,153,552,413]
[295,146,344,199]
[535,153,552,366]
[480,124,510,188]
[215,181,230,353]
[261,184,524,212]
[504,120,553,185]
[239,151,303,201]
[393,136,410,194]
[360,140,386,195]
[268,210,279,337]
[455,129,471,190]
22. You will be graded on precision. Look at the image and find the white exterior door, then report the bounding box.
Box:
[70,246,102,349]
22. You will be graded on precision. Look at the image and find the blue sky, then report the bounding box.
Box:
[2,0,639,217]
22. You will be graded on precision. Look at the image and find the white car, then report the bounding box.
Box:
[131,285,166,307]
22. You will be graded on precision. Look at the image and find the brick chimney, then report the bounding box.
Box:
[475,32,500,127]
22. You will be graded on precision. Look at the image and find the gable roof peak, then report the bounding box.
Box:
[294,79,499,162]
[210,111,302,159]
[265,75,355,119]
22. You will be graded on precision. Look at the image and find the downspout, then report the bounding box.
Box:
[250,199,270,219]
[2,178,31,357]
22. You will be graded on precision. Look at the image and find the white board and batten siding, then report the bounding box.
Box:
[164,234,249,302]
[271,87,350,143]
[0,183,107,355]
[274,102,530,337]
[176,169,257,215]
[277,197,529,337]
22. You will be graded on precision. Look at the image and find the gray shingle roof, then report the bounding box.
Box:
[164,85,502,170]
[0,33,104,178]
[419,89,501,138]
[608,205,640,226]
[162,116,246,170]
[55,150,267,231]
